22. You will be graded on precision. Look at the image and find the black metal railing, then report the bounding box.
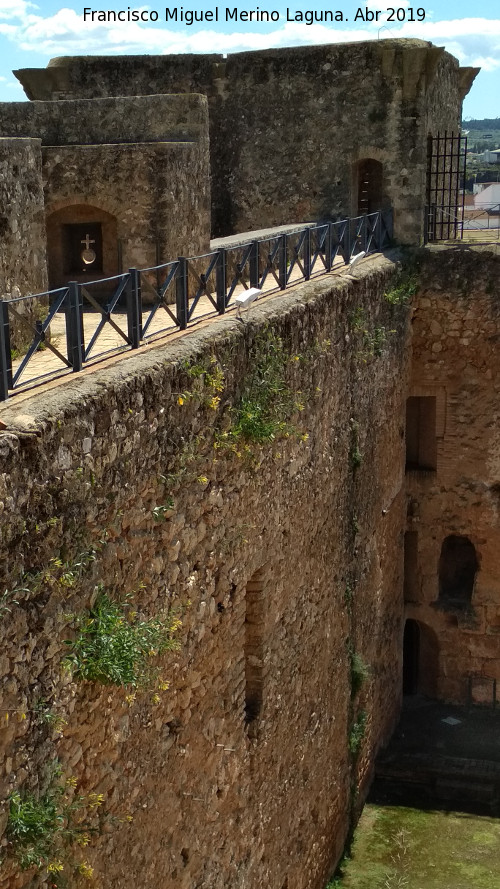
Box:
[0,210,393,401]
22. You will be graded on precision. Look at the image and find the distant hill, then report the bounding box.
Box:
[463,118,500,130]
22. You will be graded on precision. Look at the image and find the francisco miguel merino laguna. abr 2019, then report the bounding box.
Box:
[82,8,349,24]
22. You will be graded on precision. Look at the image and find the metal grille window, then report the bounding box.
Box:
[426,132,467,241]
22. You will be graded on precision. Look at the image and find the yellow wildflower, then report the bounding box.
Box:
[77,862,94,880]
[88,793,105,808]
[158,680,170,691]
[125,693,136,705]
[66,776,78,788]
[177,395,184,406]
[77,833,91,847]
[47,861,64,874]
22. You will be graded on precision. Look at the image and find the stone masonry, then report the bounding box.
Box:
[0,94,211,291]
[0,256,409,889]
[16,40,478,244]
[405,247,500,703]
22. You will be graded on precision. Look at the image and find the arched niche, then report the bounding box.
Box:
[46,203,119,290]
[438,535,479,609]
[403,619,439,698]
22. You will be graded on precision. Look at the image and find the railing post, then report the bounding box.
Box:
[250,240,259,288]
[304,227,311,281]
[361,215,368,253]
[325,223,332,272]
[176,257,188,330]
[0,300,12,400]
[216,249,226,314]
[66,282,84,372]
[279,234,287,290]
[342,220,351,265]
[126,268,142,349]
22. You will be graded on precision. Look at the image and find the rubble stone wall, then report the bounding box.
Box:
[0,137,48,352]
[15,40,470,242]
[42,139,210,287]
[406,248,500,703]
[0,256,410,889]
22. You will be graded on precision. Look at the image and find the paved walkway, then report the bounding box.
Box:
[7,255,347,399]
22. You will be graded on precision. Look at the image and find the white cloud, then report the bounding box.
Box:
[0,0,36,20]
[1,5,499,81]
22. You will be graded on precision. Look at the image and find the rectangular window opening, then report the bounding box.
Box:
[244,569,266,737]
[405,396,437,472]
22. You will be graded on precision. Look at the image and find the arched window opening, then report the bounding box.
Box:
[357,158,384,215]
[438,535,478,608]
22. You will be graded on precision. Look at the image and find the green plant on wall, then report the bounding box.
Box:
[350,307,394,361]
[230,328,297,442]
[5,770,104,885]
[384,270,418,306]
[226,326,304,444]
[349,420,363,470]
[349,648,371,699]
[177,355,225,410]
[348,710,367,755]
[64,592,181,689]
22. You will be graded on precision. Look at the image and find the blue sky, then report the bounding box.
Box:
[0,0,498,119]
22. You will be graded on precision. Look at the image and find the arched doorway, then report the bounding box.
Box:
[356,158,385,215]
[46,203,119,290]
[403,619,439,698]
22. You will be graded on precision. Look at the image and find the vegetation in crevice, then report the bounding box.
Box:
[349,646,371,700]
[64,591,181,689]
[4,764,107,887]
[225,326,304,445]
[384,269,419,306]
[348,710,368,755]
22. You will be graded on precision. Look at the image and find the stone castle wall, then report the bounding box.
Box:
[16,40,474,242]
[0,138,47,300]
[406,248,500,703]
[0,94,208,145]
[0,95,211,291]
[0,138,48,352]
[43,138,210,285]
[0,257,410,889]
